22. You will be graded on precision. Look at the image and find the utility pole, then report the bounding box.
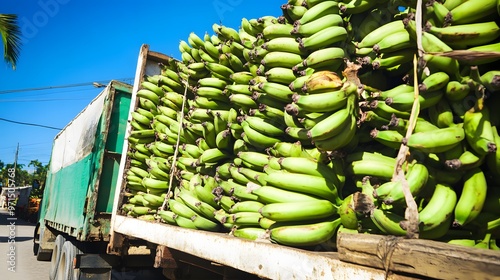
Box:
[13,143,19,183]
[13,143,19,176]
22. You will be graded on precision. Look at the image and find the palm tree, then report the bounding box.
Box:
[0,14,22,69]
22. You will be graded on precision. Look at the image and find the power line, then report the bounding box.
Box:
[0,78,134,95]
[0,117,62,130]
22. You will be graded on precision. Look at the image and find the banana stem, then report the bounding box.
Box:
[393,55,421,239]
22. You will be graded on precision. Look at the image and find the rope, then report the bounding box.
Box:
[160,76,190,211]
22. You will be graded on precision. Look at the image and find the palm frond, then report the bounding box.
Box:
[0,14,22,69]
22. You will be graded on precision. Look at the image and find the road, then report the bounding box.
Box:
[0,207,51,280]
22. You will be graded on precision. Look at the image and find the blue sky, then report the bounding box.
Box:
[0,0,284,171]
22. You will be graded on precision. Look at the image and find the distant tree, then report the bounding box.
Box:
[0,14,22,69]
[28,159,48,191]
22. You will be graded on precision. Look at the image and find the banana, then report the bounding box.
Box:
[297,26,348,51]
[230,71,254,84]
[295,47,345,71]
[268,141,304,158]
[357,20,406,49]
[260,51,304,69]
[232,227,268,241]
[444,149,485,170]
[229,200,265,213]
[372,29,413,54]
[371,48,414,70]
[262,23,295,40]
[338,193,360,230]
[229,93,259,109]
[370,208,407,236]
[262,37,307,56]
[426,21,500,48]
[385,89,445,112]
[265,169,342,204]
[136,89,160,106]
[464,99,497,156]
[167,198,198,220]
[339,0,379,15]
[265,67,298,85]
[373,163,429,205]
[197,77,227,90]
[260,200,336,222]
[237,166,268,186]
[221,178,260,202]
[406,124,465,153]
[243,116,286,137]
[142,176,171,191]
[480,70,500,93]
[297,0,341,25]
[194,86,228,102]
[444,80,471,101]
[157,105,178,119]
[345,160,395,181]
[292,13,344,36]
[193,96,231,110]
[204,61,234,79]
[427,97,455,128]
[284,126,310,141]
[141,80,164,96]
[419,71,450,92]
[237,151,270,171]
[454,167,488,227]
[281,3,308,22]
[198,148,230,165]
[131,205,154,216]
[137,97,158,113]
[268,156,340,186]
[418,183,457,232]
[227,211,263,227]
[254,81,296,103]
[269,217,342,247]
[448,0,497,25]
[224,84,253,96]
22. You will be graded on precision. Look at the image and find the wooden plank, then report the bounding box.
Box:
[112,215,422,280]
[337,232,500,280]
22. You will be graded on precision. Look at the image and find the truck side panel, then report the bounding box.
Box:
[39,82,131,241]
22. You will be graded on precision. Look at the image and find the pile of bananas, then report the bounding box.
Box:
[122,0,500,250]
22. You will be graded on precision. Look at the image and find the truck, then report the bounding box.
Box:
[34,44,500,280]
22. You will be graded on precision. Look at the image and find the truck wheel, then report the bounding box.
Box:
[58,241,81,280]
[49,235,66,280]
